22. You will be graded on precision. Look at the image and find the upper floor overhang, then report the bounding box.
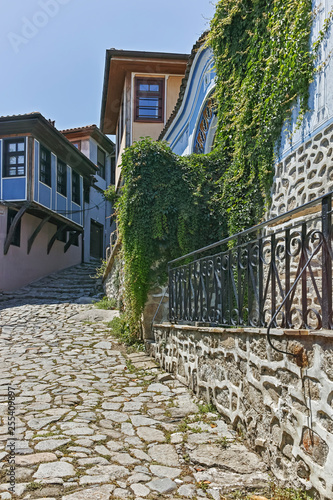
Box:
[100,49,189,135]
[0,113,98,179]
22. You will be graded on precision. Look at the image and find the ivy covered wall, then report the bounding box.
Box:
[110,0,331,332]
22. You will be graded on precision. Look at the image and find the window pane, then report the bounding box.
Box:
[10,157,17,165]
[18,156,25,164]
[17,142,25,151]
[17,166,24,175]
[9,143,17,152]
[136,78,163,121]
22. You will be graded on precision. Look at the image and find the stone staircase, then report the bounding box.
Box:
[0,262,103,309]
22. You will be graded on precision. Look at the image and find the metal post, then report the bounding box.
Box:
[322,194,332,329]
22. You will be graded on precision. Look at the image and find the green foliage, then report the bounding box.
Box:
[117,2,331,329]
[209,0,320,234]
[103,185,118,205]
[107,314,144,349]
[118,138,221,331]
[269,484,313,500]
[198,402,218,414]
[93,296,117,310]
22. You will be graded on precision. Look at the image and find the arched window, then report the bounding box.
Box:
[193,98,217,154]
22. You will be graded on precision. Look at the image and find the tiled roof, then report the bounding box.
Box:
[159,31,209,141]
[61,124,115,151]
[0,111,41,119]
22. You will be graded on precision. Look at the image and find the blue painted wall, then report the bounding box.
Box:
[163,46,216,157]
[2,178,26,201]
[278,0,333,161]
[32,139,84,227]
[34,139,39,203]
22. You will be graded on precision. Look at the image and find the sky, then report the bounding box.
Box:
[0,0,216,131]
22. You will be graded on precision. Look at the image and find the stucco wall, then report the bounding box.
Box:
[0,207,81,291]
[151,324,333,499]
[166,75,184,119]
[132,121,165,143]
[132,74,184,143]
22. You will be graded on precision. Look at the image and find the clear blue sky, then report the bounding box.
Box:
[0,0,216,131]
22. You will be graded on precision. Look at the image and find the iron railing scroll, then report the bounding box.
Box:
[168,193,333,332]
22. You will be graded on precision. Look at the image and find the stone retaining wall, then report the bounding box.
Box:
[151,324,333,499]
[103,245,124,309]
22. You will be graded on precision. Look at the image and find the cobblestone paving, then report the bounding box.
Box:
[0,265,270,500]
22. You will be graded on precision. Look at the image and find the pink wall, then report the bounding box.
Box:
[0,208,82,292]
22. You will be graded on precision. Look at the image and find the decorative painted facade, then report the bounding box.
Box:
[160,34,217,156]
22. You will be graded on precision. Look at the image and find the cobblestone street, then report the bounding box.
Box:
[0,265,269,500]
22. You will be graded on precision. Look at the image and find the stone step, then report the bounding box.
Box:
[0,262,104,308]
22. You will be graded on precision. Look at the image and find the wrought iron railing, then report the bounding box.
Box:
[168,193,333,330]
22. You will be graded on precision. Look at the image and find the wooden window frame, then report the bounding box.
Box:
[97,147,106,179]
[135,77,164,123]
[3,138,26,177]
[72,170,81,205]
[40,145,51,187]
[57,159,67,197]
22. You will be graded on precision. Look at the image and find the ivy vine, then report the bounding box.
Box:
[117,139,221,332]
[113,0,330,331]
[209,0,317,233]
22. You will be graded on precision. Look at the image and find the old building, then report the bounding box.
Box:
[100,48,189,188]
[0,113,114,291]
[61,125,115,261]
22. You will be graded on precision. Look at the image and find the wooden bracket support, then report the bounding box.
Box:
[4,202,31,255]
[27,216,51,254]
[47,224,68,255]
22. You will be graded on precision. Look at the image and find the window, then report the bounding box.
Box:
[40,145,51,186]
[7,209,21,247]
[4,138,25,177]
[135,78,164,122]
[97,147,106,179]
[110,155,115,185]
[57,159,67,196]
[72,170,80,205]
[71,140,81,150]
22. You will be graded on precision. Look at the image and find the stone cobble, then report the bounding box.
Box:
[0,266,269,500]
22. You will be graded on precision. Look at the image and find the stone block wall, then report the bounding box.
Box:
[103,246,124,309]
[151,324,333,499]
[142,287,168,340]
